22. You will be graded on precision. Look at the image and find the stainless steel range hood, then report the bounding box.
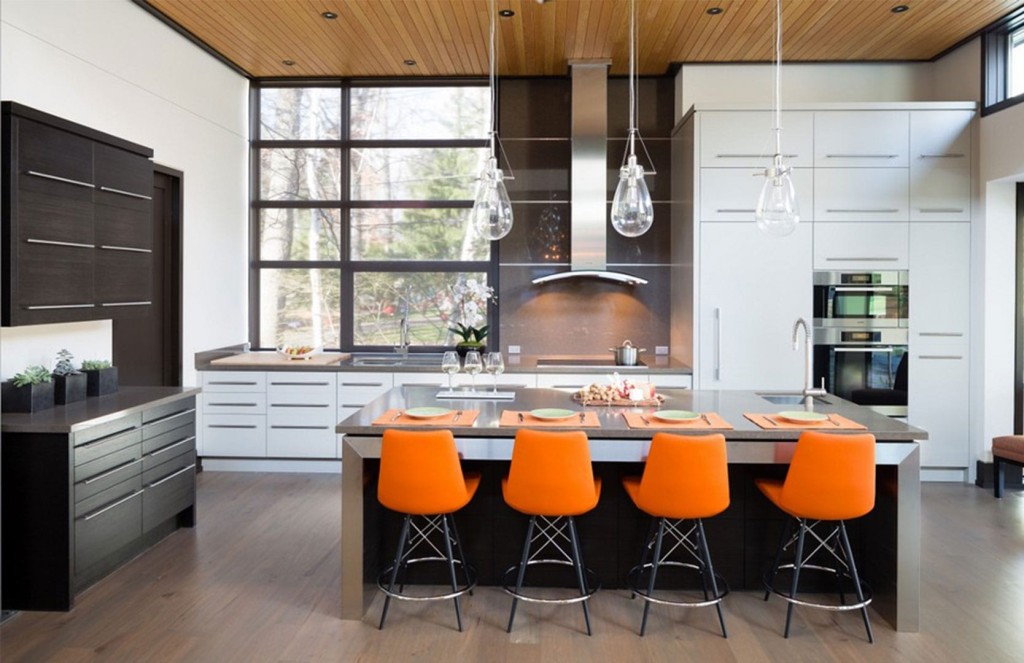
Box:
[532,61,647,286]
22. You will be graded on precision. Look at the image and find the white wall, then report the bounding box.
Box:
[0,0,249,385]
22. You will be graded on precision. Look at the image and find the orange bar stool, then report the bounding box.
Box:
[377,429,480,631]
[502,429,601,635]
[756,431,876,643]
[622,432,730,637]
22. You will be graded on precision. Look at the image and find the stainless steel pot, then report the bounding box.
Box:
[609,339,646,366]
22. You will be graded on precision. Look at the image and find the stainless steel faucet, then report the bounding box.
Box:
[792,317,826,408]
[395,315,410,357]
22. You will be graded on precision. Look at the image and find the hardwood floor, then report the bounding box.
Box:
[2,473,1023,662]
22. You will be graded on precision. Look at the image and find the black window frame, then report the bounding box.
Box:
[249,78,498,352]
[982,6,1024,116]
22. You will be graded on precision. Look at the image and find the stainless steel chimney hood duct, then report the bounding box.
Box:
[532,60,647,286]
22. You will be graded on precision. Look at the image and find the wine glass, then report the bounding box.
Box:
[484,351,504,392]
[441,351,461,392]
[463,351,482,391]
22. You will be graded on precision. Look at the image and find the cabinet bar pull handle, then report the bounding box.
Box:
[26,238,95,249]
[714,153,798,158]
[208,424,258,429]
[834,286,894,293]
[918,208,965,213]
[270,381,331,386]
[100,301,152,307]
[714,307,723,381]
[208,381,258,386]
[270,425,330,430]
[83,458,141,484]
[825,257,900,262]
[341,403,367,408]
[148,464,196,488]
[25,170,95,188]
[918,354,963,360]
[25,303,96,310]
[99,185,153,200]
[148,436,196,457]
[145,408,196,426]
[81,490,142,521]
[824,154,900,158]
[919,332,964,337]
[208,402,258,407]
[919,153,965,159]
[835,347,895,353]
[100,245,153,253]
[340,382,385,387]
[78,427,137,447]
[270,403,329,408]
[716,208,756,213]
[825,209,901,214]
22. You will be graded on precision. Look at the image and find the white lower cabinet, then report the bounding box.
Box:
[202,414,266,457]
[648,374,693,390]
[201,371,267,457]
[698,223,812,390]
[267,372,337,458]
[909,346,969,469]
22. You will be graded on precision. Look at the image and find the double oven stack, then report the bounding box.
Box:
[813,271,909,417]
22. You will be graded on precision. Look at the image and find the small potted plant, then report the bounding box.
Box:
[52,349,87,405]
[1,365,54,413]
[445,278,495,357]
[81,359,118,396]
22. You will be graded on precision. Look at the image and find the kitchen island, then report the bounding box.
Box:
[337,387,925,631]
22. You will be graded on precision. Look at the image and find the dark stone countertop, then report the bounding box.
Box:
[1,386,201,434]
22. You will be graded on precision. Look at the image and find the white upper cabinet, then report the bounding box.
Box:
[700,111,814,168]
[813,222,909,270]
[700,167,813,222]
[910,110,972,222]
[814,168,909,222]
[814,111,909,167]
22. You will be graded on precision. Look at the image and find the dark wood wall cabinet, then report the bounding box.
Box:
[1,387,199,611]
[1,101,155,326]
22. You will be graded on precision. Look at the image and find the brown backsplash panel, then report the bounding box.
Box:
[498,265,671,355]
[499,78,571,139]
[497,202,570,264]
[501,139,571,201]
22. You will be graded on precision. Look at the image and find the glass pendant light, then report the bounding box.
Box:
[756,0,799,237]
[472,0,514,241]
[611,0,654,238]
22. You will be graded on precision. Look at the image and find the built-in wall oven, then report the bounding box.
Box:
[813,270,910,417]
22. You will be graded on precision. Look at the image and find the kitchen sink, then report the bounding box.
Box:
[758,393,831,405]
[350,353,444,368]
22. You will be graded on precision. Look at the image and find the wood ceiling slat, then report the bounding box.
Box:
[144,0,1024,78]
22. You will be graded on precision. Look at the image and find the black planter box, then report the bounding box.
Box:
[53,372,87,405]
[1,380,55,413]
[85,367,118,396]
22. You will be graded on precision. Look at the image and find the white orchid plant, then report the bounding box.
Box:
[446,278,496,345]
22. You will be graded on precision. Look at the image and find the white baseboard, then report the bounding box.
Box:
[921,467,968,483]
[201,458,342,474]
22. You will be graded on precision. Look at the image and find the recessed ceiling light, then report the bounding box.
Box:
[282,59,296,66]
[403,59,417,66]
[707,7,724,15]
[891,4,909,12]
[321,11,337,20]
[499,9,515,18]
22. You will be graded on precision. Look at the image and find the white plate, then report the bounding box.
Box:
[777,410,829,423]
[651,409,700,422]
[529,408,577,421]
[403,407,452,419]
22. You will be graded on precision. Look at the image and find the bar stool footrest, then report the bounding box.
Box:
[377,557,477,602]
[762,564,873,611]
[626,561,730,608]
[501,559,600,605]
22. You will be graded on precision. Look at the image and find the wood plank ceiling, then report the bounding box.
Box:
[141,0,1024,78]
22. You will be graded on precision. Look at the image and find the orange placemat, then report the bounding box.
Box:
[744,413,867,431]
[372,409,480,426]
[499,410,601,428]
[621,412,733,430]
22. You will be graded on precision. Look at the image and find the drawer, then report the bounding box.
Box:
[268,407,337,428]
[813,222,909,270]
[74,427,142,467]
[337,372,393,407]
[73,412,141,447]
[202,415,266,457]
[142,405,196,440]
[814,169,909,222]
[75,438,143,485]
[143,423,196,468]
[204,392,266,414]
[143,396,197,425]
[201,371,266,392]
[75,477,143,573]
[17,117,94,183]
[143,451,196,533]
[267,426,337,459]
[267,390,336,418]
[699,167,813,222]
[267,372,335,396]
[648,374,693,390]
[536,373,609,390]
[75,445,143,503]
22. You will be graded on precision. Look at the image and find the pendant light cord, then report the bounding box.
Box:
[628,0,637,155]
[489,0,498,157]
[773,0,782,156]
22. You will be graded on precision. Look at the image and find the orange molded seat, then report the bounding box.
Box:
[379,429,480,515]
[622,432,729,520]
[755,431,875,521]
[503,429,601,516]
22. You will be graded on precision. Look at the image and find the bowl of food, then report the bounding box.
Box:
[276,344,321,360]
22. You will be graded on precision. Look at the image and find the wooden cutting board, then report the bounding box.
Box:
[210,352,349,367]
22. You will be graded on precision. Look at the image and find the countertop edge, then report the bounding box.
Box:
[1,386,202,434]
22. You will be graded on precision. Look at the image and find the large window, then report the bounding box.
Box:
[252,84,494,350]
[983,8,1024,115]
